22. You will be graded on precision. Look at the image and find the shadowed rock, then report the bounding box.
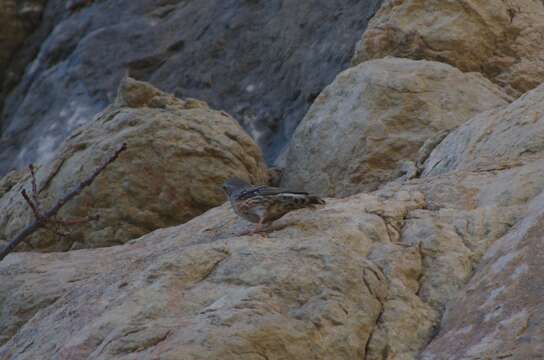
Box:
[0,0,384,175]
[0,78,268,251]
[282,57,510,197]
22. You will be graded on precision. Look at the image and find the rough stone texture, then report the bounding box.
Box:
[2,2,544,356]
[2,98,544,358]
[0,190,440,360]
[0,169,25,200]
[394,79,544,359]
[0,0,45,97]
[0,0,383,175]
[0,78,268,251]
[353,0,544,97]
[423,83,544,177]
[2,154,542,359]
[282,57,510,197]
[422,190,544,360]
[378,84,544,320]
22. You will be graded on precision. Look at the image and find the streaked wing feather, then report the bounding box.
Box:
[237,185,308,200]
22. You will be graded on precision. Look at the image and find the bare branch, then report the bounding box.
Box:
[21,189,42,221]
[0,143,127,261]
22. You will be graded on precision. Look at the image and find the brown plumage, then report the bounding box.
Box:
[222,177,325,235]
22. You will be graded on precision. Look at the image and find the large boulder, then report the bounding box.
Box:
[282,58,510,197]
[2,161,542,359]
[0,0,384,175]
[353,0,544,97]
[0,189,441,359]
[3,86,544,357]
[381,82,544,295]
[423,83,544,177]
[374,81,544,359]
[0,78,268,251]
[422,190,544,359]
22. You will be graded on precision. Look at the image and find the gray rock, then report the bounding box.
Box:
[0,78,269,251]
[0,0,383,175]
[282,58,511,197]
[422,83,544,177]
[0,0,45,91]
[0,190,435,359]
[2,83,544,356]
[422,190,544,359]
[0,0,47,122]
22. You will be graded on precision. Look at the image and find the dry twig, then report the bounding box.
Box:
[0,143,127,261]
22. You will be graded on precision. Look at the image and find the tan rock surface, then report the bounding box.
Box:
[0,78,268,251]
[3,142,542,360]
[277,56,544,358]
[422,83,544,177]
[422,190,544,359]
[377,83,544,317]
[1,191,437,359]
[353,0,544,97]
[0,169,25,199]
[2,13,544,358]
[282,57,510,197]
[409,79,544,359]
[2,143,543,359]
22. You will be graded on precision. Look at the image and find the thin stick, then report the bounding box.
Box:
[0,143,127,261]
[21,189,42,221]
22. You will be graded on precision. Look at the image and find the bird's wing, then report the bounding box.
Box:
[237,185,308,200]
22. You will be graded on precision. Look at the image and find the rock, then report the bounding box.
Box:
[0,189,443,359]
[353,0,544,97]
[0,78,268,251]
[422,190,544,359]
[423,83,544,177]
[0,170,25,199]
[2,116,544,358]
[367,168,542,358]
[0,0,384,175]
[370,81,544,358]
[299,79,544,358]
[395,84,544,344]
[0,0,45,93]
[2,160,539,359]
[282,58,510,197]
[366,243,438,359]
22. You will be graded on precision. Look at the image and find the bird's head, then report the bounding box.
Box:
[222,177,250,197]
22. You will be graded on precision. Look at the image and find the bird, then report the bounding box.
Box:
[222,177,325,235]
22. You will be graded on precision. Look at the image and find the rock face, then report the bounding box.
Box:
[421,192,544,359]
[353,0,544,97]
[0,78,268,251]
[0,0,45,95]
[423,83,544,177]
[282,57,510,197]
[2,1,544,358]
[399,80,544,359]
[0,190,437,359]
[1,79,544,358]
[4,79,544,356]
[0,0,383,175]
[2,153,542,359]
